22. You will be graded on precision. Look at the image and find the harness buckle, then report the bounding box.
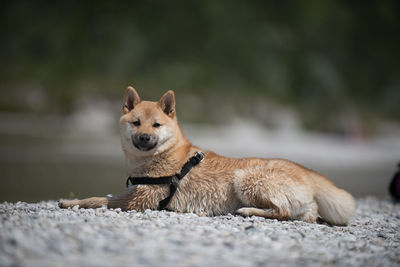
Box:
[195,151,205,162]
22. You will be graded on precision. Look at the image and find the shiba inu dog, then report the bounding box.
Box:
[60,87,355,225]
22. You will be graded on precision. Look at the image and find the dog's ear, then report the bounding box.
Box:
[123,86,141,114]
[159,90,175,116]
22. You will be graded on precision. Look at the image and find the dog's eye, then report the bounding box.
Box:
[132,120,140,126]
[153,122,161,128]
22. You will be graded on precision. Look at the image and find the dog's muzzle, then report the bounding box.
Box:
[131,134,158,151]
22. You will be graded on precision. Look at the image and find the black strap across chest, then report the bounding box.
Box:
[126,151,205,210]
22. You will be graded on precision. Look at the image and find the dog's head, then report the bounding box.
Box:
[119,87,181,155]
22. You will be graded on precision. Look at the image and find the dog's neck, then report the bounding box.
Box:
[124,139,195,177]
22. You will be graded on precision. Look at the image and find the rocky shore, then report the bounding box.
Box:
[0,197,399,266]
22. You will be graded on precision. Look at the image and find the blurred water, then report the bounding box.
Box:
[1,113,399,202]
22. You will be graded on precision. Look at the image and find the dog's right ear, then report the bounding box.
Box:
[123,86,141,114]
[159,90,175,117]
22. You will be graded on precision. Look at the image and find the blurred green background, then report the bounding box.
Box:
[1,1,399,202]
[2,0,400,130]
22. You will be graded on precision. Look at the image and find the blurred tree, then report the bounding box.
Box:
[0,0,399,132]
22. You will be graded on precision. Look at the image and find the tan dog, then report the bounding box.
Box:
[60,87,355,225]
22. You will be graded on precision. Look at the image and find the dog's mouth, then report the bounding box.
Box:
[131,135,158,151]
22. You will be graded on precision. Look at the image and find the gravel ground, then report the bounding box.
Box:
[0,198,399,267]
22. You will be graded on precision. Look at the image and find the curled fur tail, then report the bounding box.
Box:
[313,175,355,225]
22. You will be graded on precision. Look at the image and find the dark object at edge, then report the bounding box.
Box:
[389,162,400,201]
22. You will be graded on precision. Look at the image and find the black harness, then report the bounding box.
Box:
[126,151,205,210]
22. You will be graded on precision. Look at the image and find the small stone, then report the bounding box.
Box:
[377,232,387,239]
[114,208,122,213]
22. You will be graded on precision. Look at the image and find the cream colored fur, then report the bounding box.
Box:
[60,87,355,225]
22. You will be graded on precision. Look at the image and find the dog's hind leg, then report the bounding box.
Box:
[59,197,108,209]
[235,207,290,220]
[233,164,317,223]
[235,202,318,223]
[233,167,293,221]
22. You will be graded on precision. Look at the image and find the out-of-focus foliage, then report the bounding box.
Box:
[0,0,399,132]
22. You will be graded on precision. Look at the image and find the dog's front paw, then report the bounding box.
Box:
[58,200,79,209]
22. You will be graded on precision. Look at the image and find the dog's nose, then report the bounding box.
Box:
[132,133,157,151]
[139,134,151,143]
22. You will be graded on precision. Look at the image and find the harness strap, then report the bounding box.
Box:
[126,151,205,210]
[125,176,173,188]
[158,180,179,210]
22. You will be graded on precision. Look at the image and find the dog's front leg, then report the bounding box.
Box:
[59,197,108,209]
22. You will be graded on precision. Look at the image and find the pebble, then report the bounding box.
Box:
[0,197,399,266]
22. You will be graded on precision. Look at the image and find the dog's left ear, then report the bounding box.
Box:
[123,86,141,114]
[159,90,175,116]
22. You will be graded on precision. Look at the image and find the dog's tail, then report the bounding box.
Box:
[313,174,355,225]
